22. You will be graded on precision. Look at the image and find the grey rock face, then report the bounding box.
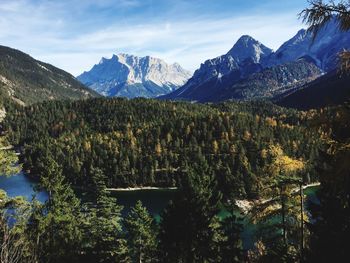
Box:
[78,54,192,98]
[165,36,272,100]
[266,18,350,71]
[163,18,350,102]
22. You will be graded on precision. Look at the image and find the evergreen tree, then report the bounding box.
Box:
[307,140,350,262]
[0,137,20,175]
[27,157,83,263]
[219,204,244,263]
[82,168,129,263]
[158,160,224,262]
[125,200,158,263]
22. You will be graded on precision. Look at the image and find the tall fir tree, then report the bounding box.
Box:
[158,159,225,262]
[82,167,129,263]
[125,200,158,263]
[27,157,83,263]
[219,203,244,263]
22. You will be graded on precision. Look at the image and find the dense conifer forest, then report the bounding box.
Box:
[0,97,349,262]
[4,98,322,199]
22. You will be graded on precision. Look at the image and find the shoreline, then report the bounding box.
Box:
[235,182,321,214]
[106,186,178,192]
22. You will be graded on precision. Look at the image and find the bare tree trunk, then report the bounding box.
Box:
[280,186,287,247]
[300,183,304,262]
[139,235,142,263]
[1,223,23,263]
[0,217,37,263]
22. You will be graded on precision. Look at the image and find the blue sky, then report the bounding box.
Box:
[0,0,310,76]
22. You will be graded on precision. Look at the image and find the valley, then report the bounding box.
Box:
[0,0,349,262]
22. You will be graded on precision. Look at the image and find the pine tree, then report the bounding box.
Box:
[158,159,224,262]
[219,204,244,263]
[125,200,158,263]
[83,168,129,263]
[307,143,350,262]
[0,137,21,175]
[28,157,83,263]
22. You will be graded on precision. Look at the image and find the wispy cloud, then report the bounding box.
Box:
[0,0,307,76]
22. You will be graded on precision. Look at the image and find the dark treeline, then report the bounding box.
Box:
[4,98,321,199]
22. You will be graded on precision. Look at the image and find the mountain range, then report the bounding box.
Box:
[0,45,98,106]
[0,18,349,110]
[265,19,350,71]
[161,18,350,103]
[77,54,192,98]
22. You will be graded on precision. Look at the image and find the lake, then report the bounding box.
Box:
[0,172,176,219]
[0,172,319,250]
[0,172,48,202]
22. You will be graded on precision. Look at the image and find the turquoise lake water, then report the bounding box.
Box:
[0,172,319,250]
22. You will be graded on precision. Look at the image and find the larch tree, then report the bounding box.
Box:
[300,1,350,261]
[250,145,306,262]
[0,191,36,263]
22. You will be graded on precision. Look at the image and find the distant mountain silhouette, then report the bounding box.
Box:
[161,18,350,103]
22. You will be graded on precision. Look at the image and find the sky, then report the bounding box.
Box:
[0,0,311,76]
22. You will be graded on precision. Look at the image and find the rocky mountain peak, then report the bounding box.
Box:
[77,53,192,98]
[267,17,350,70]
[227,35,273,64]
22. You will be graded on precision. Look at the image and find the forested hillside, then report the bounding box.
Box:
[4,98,322,199]
[277,71,350,110]
[0,45,99,106]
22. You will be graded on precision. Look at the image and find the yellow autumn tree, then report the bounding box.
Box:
[212,140,219,154]
[265,117,277,127]
[267,144,305,177]
[166,133,172,144]
[229,144,237,154]
[251,144,307,260]
[243,130,252,141]
[155,141,162,156]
